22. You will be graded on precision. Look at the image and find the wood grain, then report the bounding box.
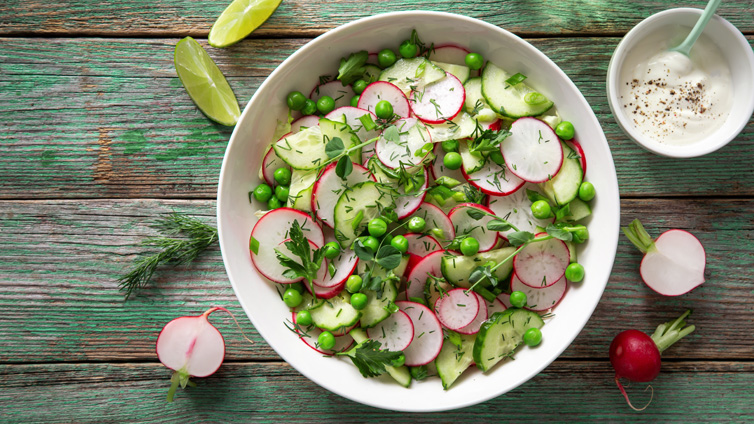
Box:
[1,37,753,199]
[1,198,752,363]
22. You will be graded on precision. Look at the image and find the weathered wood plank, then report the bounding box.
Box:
[1,37,753,199]
[1,361,753,421]
[1,198,752,363]
[1,0,753,37]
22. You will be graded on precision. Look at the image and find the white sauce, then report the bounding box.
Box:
[618,27,732,145]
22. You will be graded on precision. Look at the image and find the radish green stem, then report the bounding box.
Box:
[622,219,656,254]
[651,310,695,353]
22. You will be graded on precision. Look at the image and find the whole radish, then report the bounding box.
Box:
[610,310,695,410]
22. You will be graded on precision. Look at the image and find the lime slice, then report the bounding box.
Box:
[208,0,282,48]
[174,37,240,126]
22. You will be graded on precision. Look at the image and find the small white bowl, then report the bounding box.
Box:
[607,8,754,158]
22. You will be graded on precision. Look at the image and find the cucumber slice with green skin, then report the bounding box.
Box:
[349,328,412,387]
[309,291,361,332]
[333,181,394,248]
[435,331,476,390]
[320,118,362,165]
[424,112,477,143]
[362,64,382,83]
[540,142,583,206]
[287,169,317,211]
[358,278,398,328]
[565,197,591,222]
[481,63,554,119]
[432,61,470,84]
[463,77,493,117]
[379,57,446,95]
[459,139,485,174]
[440,247,517,288]
[273,119,360,171]
[566,240,577,263]
[472,309,545,372]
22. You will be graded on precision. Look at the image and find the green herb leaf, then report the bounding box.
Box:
[335,156,353,179]
[249,235,260,255]
[487,219,512,232]
[382,125,400,143]
[273,220,325,290]
[466,208,486,220]
[434,176,461,188]
[337,50,369,85]
[468,128,512,155]
[526,189,550,204]
[546,223,573,241]
[555,203,571,221]
[336,339,403,378]
[325,136,345,159]
[352,238,375,262]
[507,231,534,247]
[375,245,402,270]
[505,72,527,87]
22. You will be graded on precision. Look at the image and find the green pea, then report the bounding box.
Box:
[252,183,272,202]
[316,95,335,115]
[283,288,303,308]
[555,121,575,140]
[407,216,426,232]
[275,185,289,202]
[273,168,291,186]
[441,139,459,153]
[368,218,388,237]
[378,49,397,68]
[375,100,393,119]
[509,291,527,308]
[399,40,418,58]
[531,200,552,219]
[301,99,317,115]
[353,79,368,94]
[361,236,379,253]
[465,52,484,70]
[323,241,341,260]
[350,293,368,310]
[488,150,505,166]
[460,237,479,256]
[391,353,406,367]
[267,196,282,210]
[346,275,363,293]
[295,310,313,326]
[443,152,462,170]
[317,331,335,350]
[390,235,409,253]
[350,95,360,108]
[565,263,585,282]
[523,327,542,347]
[578,181,596,202]
[286,91,307,111]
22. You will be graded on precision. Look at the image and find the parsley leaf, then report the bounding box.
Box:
[337,50,369,85]
[468,129,512,155]
[273,220,325,290]
[336,339,404,378]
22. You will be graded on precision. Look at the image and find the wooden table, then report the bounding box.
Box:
[1,1,753,421]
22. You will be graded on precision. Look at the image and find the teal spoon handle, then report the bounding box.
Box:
[671,0,723,56]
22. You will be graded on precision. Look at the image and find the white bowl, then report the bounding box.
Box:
[218,11,620,412]
[606,8,754,158]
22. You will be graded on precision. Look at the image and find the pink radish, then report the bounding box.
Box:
[500,117,564,183]
[413,202,455,242]
[312,242,358,289]
[463,157,525,196]
[486,184,553,238]
[392,166,430,219]
[409,74,465,124]
[306,261,345,299]
[311,162,375,228]
[609,311,695,410]
[510,273,567,312]
[325,106,381,144]
[457,292,488,335]
[366,310,415,351]
[565,138,587,175]
[309,80,354,109]
[486,296,508,315]
[291,115,320,133]
[262,137,291,186]
[292,311,354,355]
[434,288,479,331]
[623,219,706,296]
[448,203,499,252]
[479,119,502,131]
[358,81,411,118]
[405,250,445,301]
[513,234,570,288]
[427,44,470,65]
[375,118,432,169]
[396,301,444,366]
[404,232,443,257]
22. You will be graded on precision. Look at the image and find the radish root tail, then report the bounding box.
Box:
[206,307,255,345]
[615,374,654,411]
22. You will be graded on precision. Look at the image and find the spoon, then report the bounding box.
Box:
[670,0,723,56]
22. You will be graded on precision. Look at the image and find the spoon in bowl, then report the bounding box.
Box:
[669,0,723,56]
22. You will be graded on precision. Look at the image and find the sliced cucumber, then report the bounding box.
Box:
[292,292,324,313]
[473,309,545,372]
[359,277,399,328]
[349,328,412,388]
[566,240,577,263]
[362,64,382,83]
[273,125,326,171]
[310,291,361,332]
[432,61,470,84]
[540,142,583,206]
[424,112,477,143]
[565,197,591,222]
[459,139,485,174]
[333,181,394,248]
[287,169,317,211]
[424,273,453,310]
[435,331,476,390]
[440,247,517,288]
[320,118,362,165]
[379,58,446,95]
[481,63,554,119]
[463,77,491,116]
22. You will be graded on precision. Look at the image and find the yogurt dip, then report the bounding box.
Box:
[618,26,732,145]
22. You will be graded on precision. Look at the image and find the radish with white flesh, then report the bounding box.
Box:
[291,115,320,133]
[357,81,411,118]
[262,137,291,186]
[367,156,428,219]
[428,44,470,65]
[513,234,569,288]
[405,250,445,301]
[434,288,479,331]
[409,73,465,124]
[396,301,444,366]
[457,292,488,335]
[413,202,455,242]
[486,184,553,238]
[566,138,587,175]
[249,208,324,284]
[463,157,525,196]
[425,112,477,143]
[487,296,508,315]
[375,118,432,169]
[311,162,375,228]
[448,203,499,252]
[366,310,415,351]
[501,117,564,183]
[623,219,706,296]
[610,311,695,410]
[312,232,358,289]
[404,233,443,257]
[307,267,345,299]
[510,273,567,311]
[480,119,502,131]
[431,144,466,183]
[325,106,381,144]
[292,311,354,355]
[309,80,355,109]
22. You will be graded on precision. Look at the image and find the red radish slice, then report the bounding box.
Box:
[409,74,465,124]
[412,202,455,242]
[513,235,570,288]
[309,81,354,109]
[463,158,525,196]
[357,81,410,118]
[156,309,225,378]
[311,162,375,228]
[486,184,553,238]
[366,52,379,65]
[250,208,324,284]
[274,239,324,285]
[457,292,488,335]
[325,106,380,143]
[497,294,512,309]
[404,253,423,278]
[392,166,429,219]
[396,301,444,366]
[480,119,502,131]
[366,310,415,351]
[292,311,353,355]
[566,138,587,176]
[511,273,567,312]
[405,250,445,300]
[262,136,291,186]
[305,269,345,300]
[404,233,443,257]
[487,296,508,315]
[431,144,465,183]
[448,203,499,252]
[428,44,470,65]
[434,288,479,331]
[501,117,564,183]
[313,248,358,289]
[291,115,320,133]
[375,118,432,169]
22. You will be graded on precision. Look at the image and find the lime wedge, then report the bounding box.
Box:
[208,0,282,48]
[174,37,240,126]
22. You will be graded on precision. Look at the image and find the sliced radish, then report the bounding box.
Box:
[487,296,508,315]
[404,233,443,257]
[366,310,415,351]
[427,44,470,65]
[313,246,358,289]
[291,115,320,133]
[375,117,432,169]
[434,288,479,331]
[396,301,444,366]
[405,250,445,300]
[457,292,488,335]
[448,203,499,252]
[513,235,570,288]
[310,80,354,109]
[501,117,564,183]
[480,119,502,131]
[392,166,429,219]
[262,137,291,186]
[325,106,381,143]
[431,144,466,183]
[357,81,411,118]
[566,138,587,176]
[250,208,324,284]
[463,158,525,196]
[511,273,568,312]
[486,184,553,238]
[156,309,225,378]
[311,162,375,228]
[412,202,455,242]
[305,272,344,299]
[366,52,379,65]
[292,311,353,355]
[409,74,465,124]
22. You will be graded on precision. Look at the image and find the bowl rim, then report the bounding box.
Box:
[606,7,754,158]
[218,10,620,412]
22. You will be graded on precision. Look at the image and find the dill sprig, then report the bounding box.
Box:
[118,213,218,299]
